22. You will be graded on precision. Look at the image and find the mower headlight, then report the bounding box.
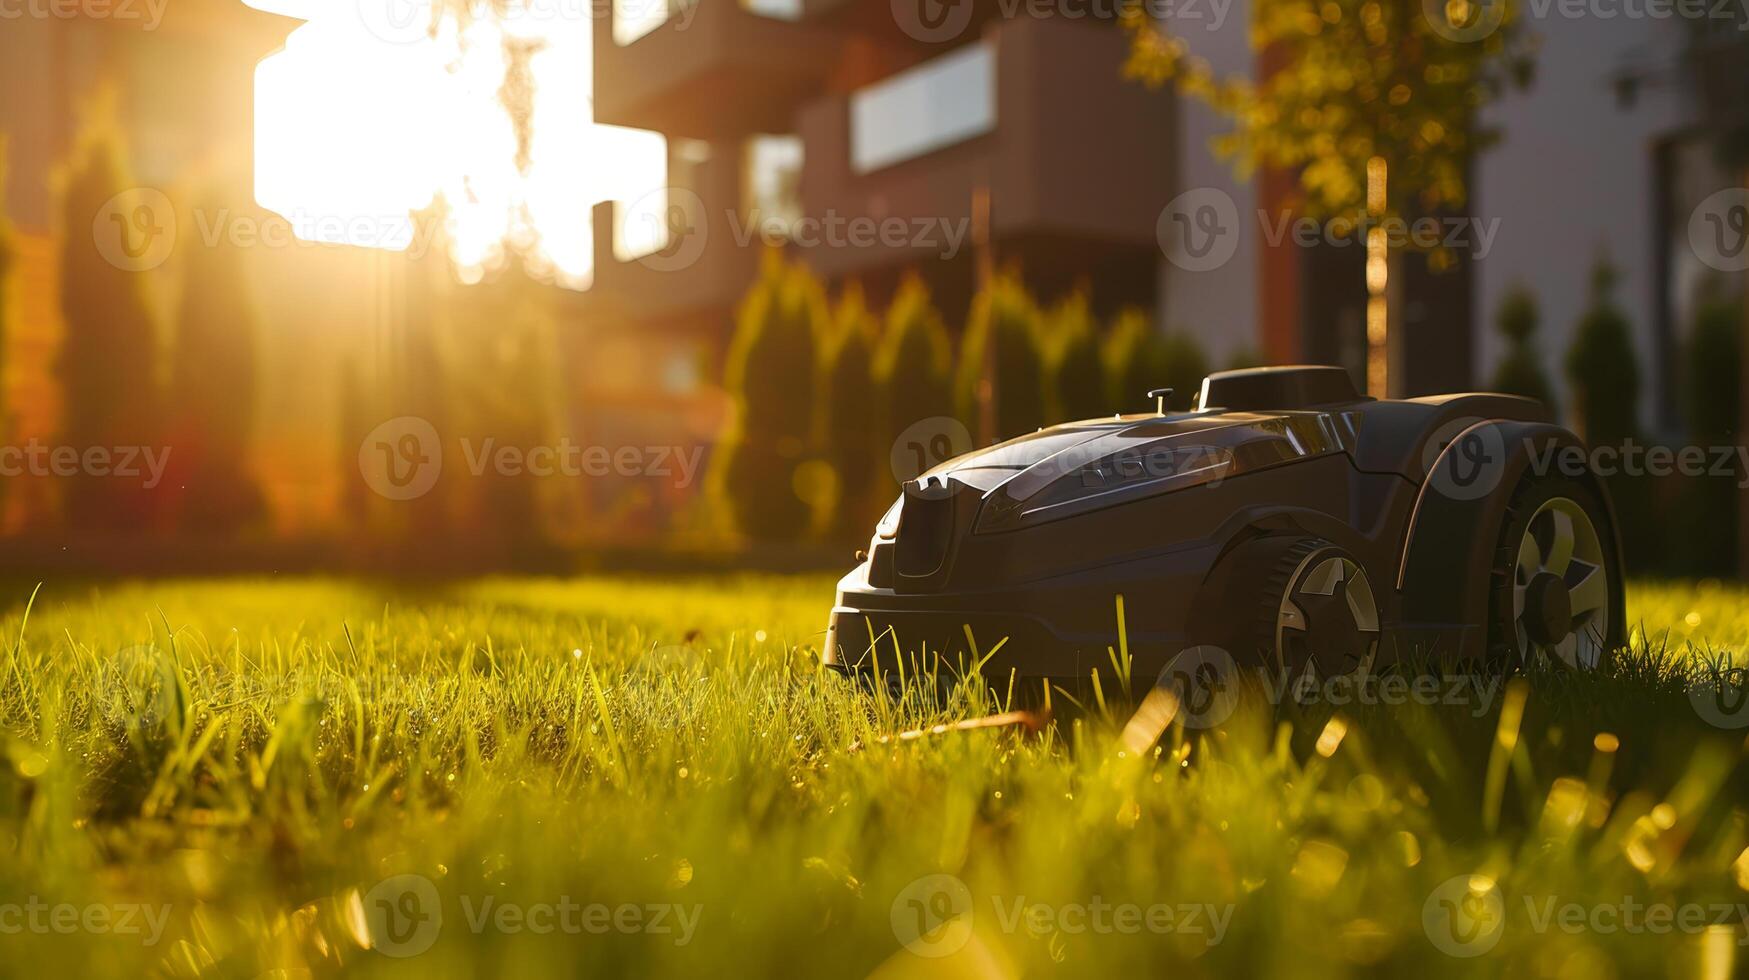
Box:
[973,413,1356,532]
[875,496,902,539]
[976,436,1233,532]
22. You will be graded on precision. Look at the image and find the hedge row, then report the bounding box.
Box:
[714,256,1214,543]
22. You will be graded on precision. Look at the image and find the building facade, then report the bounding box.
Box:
[586,0,1177,349]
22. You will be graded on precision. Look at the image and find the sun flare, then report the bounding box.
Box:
[249,0,666,289]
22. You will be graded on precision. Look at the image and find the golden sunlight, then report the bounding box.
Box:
[248,0,666,289]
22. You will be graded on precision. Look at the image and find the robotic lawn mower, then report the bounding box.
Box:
[825,365,1625,689]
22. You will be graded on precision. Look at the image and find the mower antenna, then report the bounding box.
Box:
[1147,388,1174,415]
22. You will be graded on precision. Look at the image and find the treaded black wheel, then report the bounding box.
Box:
[1216,535,1381,675]
[1487,475,1621,669]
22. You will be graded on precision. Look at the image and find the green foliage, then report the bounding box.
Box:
[1123,0,1534,223]
[1044,292,1107,423]
[1102,308,1168,413]
[57,134,164,529]
[1489,283,1554,408]
[0,137,12,502]
[337,357,370,529]
[716,254,822,541]
[1685,295,1739,443]
[874,274,954,485]
[1674,295,1741,575]
[725,254,820,439]
[1103,312,1210,413]
[957,275,1047,440]
[1224,345,1266,371]
[0,575,1745,975]
[169,184,265,534]
[1160,330,1211,411]
[1564,256,1641,446]
[443,268,561,551]
[820,283,881,541]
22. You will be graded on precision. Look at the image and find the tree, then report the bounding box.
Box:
[1160,331,1211,411]
[875,274,955,489]
[1564,255,1640,447]
[1679,19,1749,574]
[714,253,821,541]
[957,275,1046,441]
[1566,253,1654,571]
[1124,0,1534,392]
[58,133,164,530]
[168,183,265,534]
[1103,308,1167,414]
[443,267,561,555]
[820,283,881,541]
[1677,294,1739,574]
[1045,292,1107,423]
[1488,284,1554,409]
[1687,294,1739,444]
[0,138,13,521]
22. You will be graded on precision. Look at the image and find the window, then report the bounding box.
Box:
[614,0,676,45]
[850,41,995,174]
[741,0,801,18]
[743,135,804,239]
[616,0,800,44]
[615,138,708,262]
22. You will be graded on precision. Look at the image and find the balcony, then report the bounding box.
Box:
[793,17,1174,299]
[593,0,846,139]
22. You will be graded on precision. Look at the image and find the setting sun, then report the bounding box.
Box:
[249,0,667,288]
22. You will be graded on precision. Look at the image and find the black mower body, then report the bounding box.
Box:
[824,365,1626,685]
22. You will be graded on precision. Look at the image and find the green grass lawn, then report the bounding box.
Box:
[2,575,1748,977]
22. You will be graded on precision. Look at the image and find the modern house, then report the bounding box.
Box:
[1166,11,1741,430]
[584,0,1177,365]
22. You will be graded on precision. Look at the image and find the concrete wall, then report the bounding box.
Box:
[1157,0,1258,365]
[1471,19,1693,429]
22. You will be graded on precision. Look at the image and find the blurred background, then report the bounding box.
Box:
[0,0,1743,576]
